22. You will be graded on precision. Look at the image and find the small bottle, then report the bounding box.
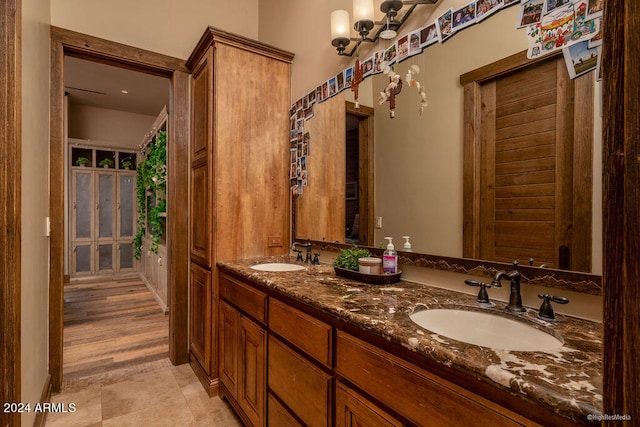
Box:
[402,236,412,252]
[383,237,398,274]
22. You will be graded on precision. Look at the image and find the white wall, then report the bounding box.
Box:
[51,0,259,60]
[68,104,157,148]
[21,0,51,425]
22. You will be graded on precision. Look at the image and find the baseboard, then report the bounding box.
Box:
[33,374,52,427]
[189,355,219,397]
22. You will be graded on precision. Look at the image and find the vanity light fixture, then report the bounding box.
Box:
[121,89,129,94]
[330,0,439,56]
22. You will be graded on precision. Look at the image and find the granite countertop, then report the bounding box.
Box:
[217,255,603,424]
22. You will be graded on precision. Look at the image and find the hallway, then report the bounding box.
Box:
[62,276,170,390]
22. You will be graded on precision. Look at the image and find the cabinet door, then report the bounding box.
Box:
[71,170,94,275]
[335,382,402,427]
[189,262,212,371]
[117,173,136,272]
[219,301,239,398]
[238,314,266,427]
[96,172,115,275]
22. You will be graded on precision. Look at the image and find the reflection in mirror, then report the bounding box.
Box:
[294,7,602,276]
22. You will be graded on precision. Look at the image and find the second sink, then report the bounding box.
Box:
[250,263,306,272]
[409,309,563,352]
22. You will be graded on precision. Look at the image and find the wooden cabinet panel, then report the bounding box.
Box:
[190,50,212,161]
[269,298,332,367]
[238,314,266,427]
[335,382,402,427]
[220,273,267,324]
[336,331,529,427]
[190,160,210,267]
[219,300,238,397]
[268,393,303,427]
[268,335,331,427]
[189,263,211,371]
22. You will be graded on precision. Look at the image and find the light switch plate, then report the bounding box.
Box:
[375,217,383,229]
[268,236,283,247]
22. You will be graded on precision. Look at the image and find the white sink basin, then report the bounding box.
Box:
[409,309,563,352]
[250,263,305,272]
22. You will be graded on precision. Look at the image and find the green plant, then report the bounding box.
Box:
[133,130,167,259]
[122,160,133,169]
[333,246,371,271]
[98,158,114,167]
[75,156,90,166]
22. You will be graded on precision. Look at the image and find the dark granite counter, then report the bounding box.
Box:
[217,255,603,424]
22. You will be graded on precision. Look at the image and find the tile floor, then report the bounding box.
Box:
[45,364,243,427]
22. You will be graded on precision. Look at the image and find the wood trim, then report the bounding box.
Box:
[0,0,22,424]
[49,28,190,391]
[49,39,66,392]
[346,101,375,246]
[462,81,481,259]
[460,50,562,86]
[602,1,640,421]
[168,70,190,365]
[50,26,188,75]
[186,26,294,71]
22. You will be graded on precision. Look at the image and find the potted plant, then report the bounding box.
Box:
[98,158,114,168]
[122,160,133,170]
[75,156,90,167]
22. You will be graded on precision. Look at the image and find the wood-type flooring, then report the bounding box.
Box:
[62,276,170,390]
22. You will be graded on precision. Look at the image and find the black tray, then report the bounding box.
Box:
[333,267,402,284]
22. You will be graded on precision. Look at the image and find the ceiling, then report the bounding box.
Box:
[64,56,170,116]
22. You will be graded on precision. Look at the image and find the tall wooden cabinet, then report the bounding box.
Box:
[186,27,294,394]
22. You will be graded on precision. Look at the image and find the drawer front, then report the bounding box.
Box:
[268,335,331,427]
[335,382,403,427]
[269,298,332,367]
[220,273,267,323]
[336,331,527,427]
[268,393,304,427]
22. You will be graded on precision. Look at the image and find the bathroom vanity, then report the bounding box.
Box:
[216,256,601,426]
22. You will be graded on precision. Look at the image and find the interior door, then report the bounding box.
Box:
[465,54,593,271]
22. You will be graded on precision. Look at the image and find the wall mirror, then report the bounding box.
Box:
[293,7,602,287]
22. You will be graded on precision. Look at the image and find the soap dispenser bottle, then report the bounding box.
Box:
[383,237,398,274]
[402,236,412,252]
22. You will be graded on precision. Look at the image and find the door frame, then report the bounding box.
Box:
[0,0,22,424]
[461,50,593,271]
[49,26,190,392]
[346,101,375,246]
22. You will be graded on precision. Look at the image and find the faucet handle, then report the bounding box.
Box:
[313,253,320,265]
[465,280,492,305]
[537,294,569,322]
[293,249,303,262]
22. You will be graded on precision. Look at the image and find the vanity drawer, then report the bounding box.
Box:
[336,331,534,427]
[269,298,332,367]
[219,273,267,324]
[268,335,331,427]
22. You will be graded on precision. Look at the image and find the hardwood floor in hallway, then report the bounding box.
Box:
[62,276,171,390]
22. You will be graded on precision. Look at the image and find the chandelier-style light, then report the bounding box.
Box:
[330,0,439,56]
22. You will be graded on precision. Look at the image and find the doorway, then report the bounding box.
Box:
[345,102,375,247]
[50,27,190,392]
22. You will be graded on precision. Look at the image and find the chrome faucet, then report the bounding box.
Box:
[491,261,525,313]
[291,240,312,263]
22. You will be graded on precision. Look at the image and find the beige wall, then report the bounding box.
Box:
[68,104,157,149]
[51,0,259,59]
[21,0,51,425]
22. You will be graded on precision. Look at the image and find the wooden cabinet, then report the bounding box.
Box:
[336,331,536,427]
[215,268,568,427]
[186,27,294,394]
[335,382,402,427]
[219,273,267,427]
[68,145,136,278]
